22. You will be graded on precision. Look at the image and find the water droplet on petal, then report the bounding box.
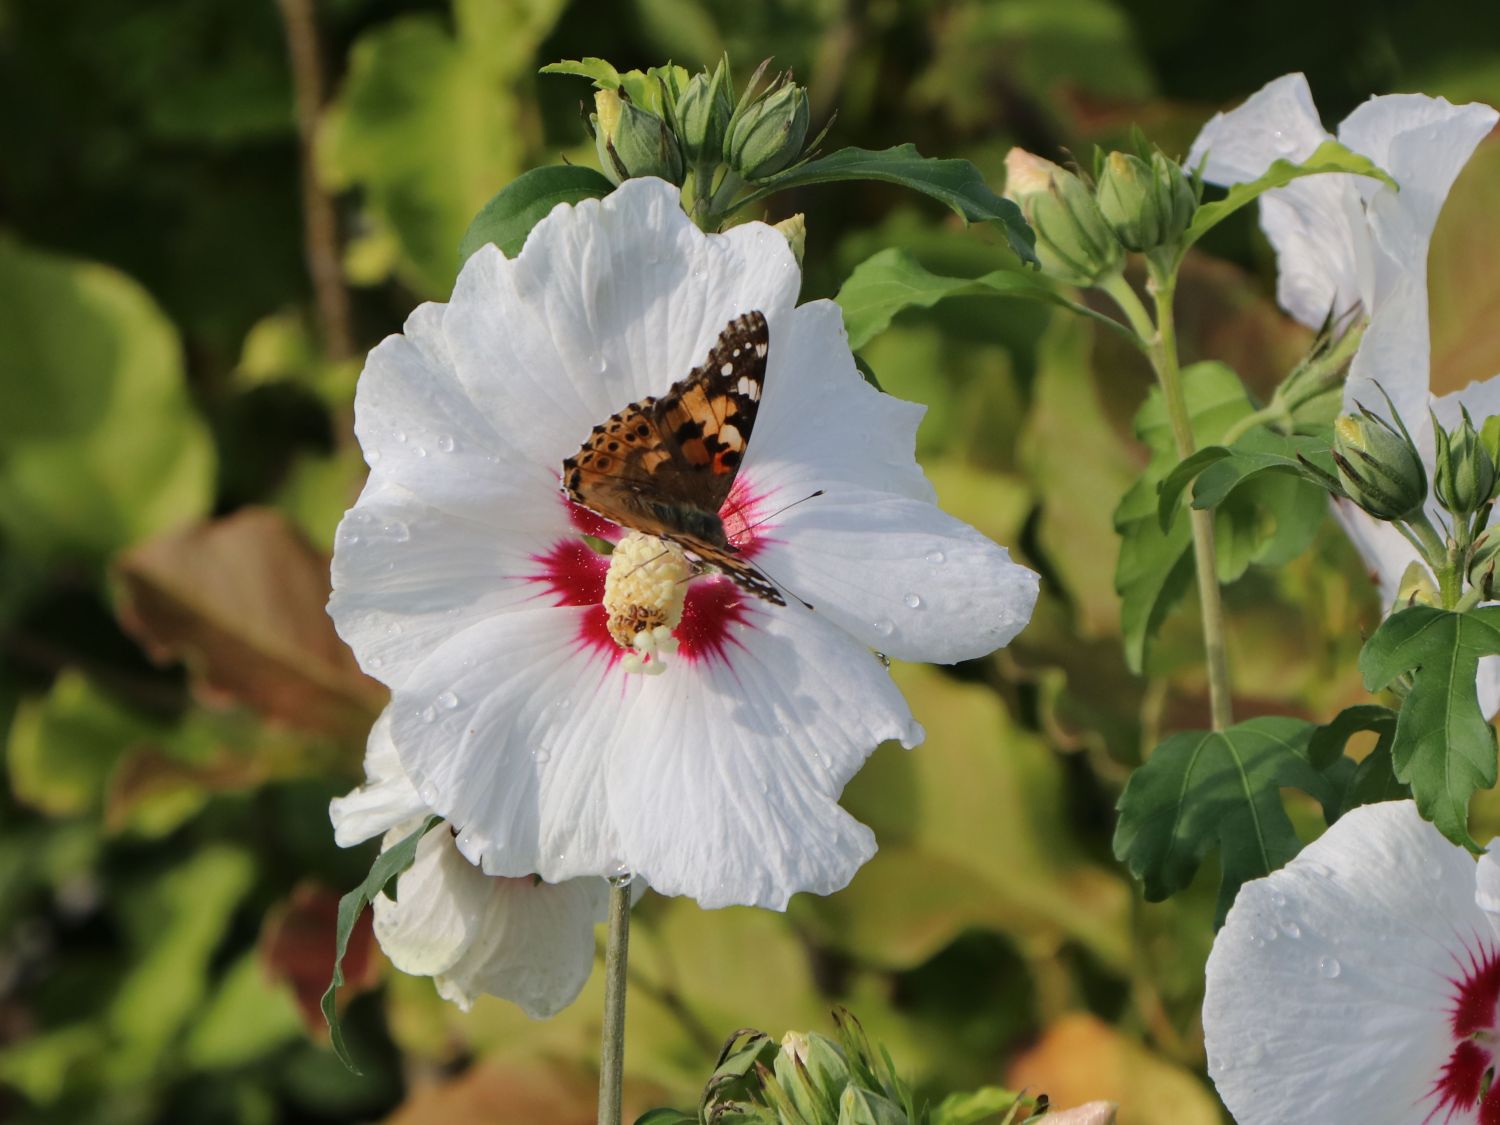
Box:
[367,448,382,464]
[394,430,408,444]
[1270,890,1286,908]
[925,550,945,564]
[387,622,404,636]
[414,446,428,458]
[383,520,410,543]
[418,783,438,805]
[533,747,552,764]
[436,690,459,710]
[774,723,789,737]
[1279,920,1301,939]
[369,656,384,669]
[873,618,894,636]
[437,434,456,453]
[419,706,437,723]
[903,593,922,609]
[1317,956,1341,979]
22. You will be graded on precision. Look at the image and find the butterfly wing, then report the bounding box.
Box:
[562,311,783,605]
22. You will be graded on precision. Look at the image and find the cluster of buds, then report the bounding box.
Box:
[584,59,825,196]
[1002,142,1198,286]
[686,1009,1086,1124]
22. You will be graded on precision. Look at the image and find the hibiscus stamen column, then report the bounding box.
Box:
[1101,270,1234,730]
[597,872,633,1125]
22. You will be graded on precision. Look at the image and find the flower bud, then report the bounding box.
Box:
[1434,408,1497,518]
[772,213,806,267]
[775,1031,849,1123]
[674,61,734,170]
[1095,150,1196,253]
[726,78,810,181]
[1397,559,1440,609]
[1003,148,1123,286]
[1469,534,1500,599]
[1331,408,1428,521]
[592,89,684,186]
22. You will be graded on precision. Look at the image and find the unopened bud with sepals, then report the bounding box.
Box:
[1331,405,1428,522]
[592,88,683,186]
[726,73,810,181]
[1434,407,1497,518]
[1095,149,1196,253]
[1003,148,1123,286]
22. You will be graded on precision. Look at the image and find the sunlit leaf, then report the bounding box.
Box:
[1359,606,1500,849]
[0,237,214,559]
[1307,703,1407,818]
[114,507,386,738]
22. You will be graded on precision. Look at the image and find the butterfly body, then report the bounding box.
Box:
[562,311,784,606]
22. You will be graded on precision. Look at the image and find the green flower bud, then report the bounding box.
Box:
[1434,408,1497,517]
[775,1031,849,1123]
[1331,408,1428,522]
[1471,534,1500,602]
[1095,150,1196,253]
[1397,559,1440,609]
[675,61,735,171]
[592,88,684,186]
[1003,148,1123,286]
[726,78,810,181]
[837,1085,908,1125]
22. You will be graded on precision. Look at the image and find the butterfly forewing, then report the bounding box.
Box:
[561,312,782,605]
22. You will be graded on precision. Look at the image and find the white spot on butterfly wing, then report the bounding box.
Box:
[737,377,760,399]
[720,362,734,374]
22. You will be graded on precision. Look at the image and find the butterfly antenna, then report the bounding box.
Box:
[741,489,825,533]
[620,547,672,582]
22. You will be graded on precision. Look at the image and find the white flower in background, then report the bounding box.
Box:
[328,177,1039,911]
[330,709,609,1017]
[1204,801,1500,1124]
[1190,74,1500,709]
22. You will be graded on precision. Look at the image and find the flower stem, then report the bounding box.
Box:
[597,874,632,1125]
[1101,271,1234,730]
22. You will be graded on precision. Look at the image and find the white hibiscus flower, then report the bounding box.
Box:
[1189,74,1499,709]
[327,177,1039,911]
[330,709,610,1017]
[1205,800,1500,1124]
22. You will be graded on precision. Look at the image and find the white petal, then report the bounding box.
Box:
[329,477,569,688]
[329,706,428,846]
[434,875,608,1018]
[1338,94,1498,270]
[371,826,480,977]
[1204,800,1486,1125]
[388,605,624,884]
[1187,73,1330,183]
[745,301,936,503]
[1186,73,1371,328]
[1477,841,1500,925]
[610,601,919,910]
[444,178,801,469]
[759,487,1038,662]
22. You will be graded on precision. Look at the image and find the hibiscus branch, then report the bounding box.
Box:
[1099,271,1234,730]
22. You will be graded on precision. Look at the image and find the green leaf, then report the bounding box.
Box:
[1358,606,1500,848]
[1307,704,1407,818]
[931,1086,1027,1125]
[539,56,623,87]
[1113,717,1339,924]
[323,816,440,1072]
[539,58,686,114]
[1156,447,1232,532]
[0,238,215,560]
[1183,140,1398,252]
[736,145,1038,267]
[834,247,1117,352]
[459,165,616,262]
[1188,427,1338,512]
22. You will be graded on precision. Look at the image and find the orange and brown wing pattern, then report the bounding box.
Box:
[562,311,782,605]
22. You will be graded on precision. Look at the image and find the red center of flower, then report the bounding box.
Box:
[527,484,771,668]
[1430,941,1500,1123]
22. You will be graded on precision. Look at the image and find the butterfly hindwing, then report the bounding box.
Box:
[562,311,782,605]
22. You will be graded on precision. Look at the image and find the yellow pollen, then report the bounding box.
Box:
[603,532,692,672]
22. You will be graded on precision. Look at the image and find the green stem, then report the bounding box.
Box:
[597,875,632,1125]
[1404,512,1457,606]
[1103,271,1233,730]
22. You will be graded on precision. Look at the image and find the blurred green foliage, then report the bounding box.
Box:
[3,0,1500,1121]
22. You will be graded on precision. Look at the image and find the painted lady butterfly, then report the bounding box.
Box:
[562,311,784,605]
